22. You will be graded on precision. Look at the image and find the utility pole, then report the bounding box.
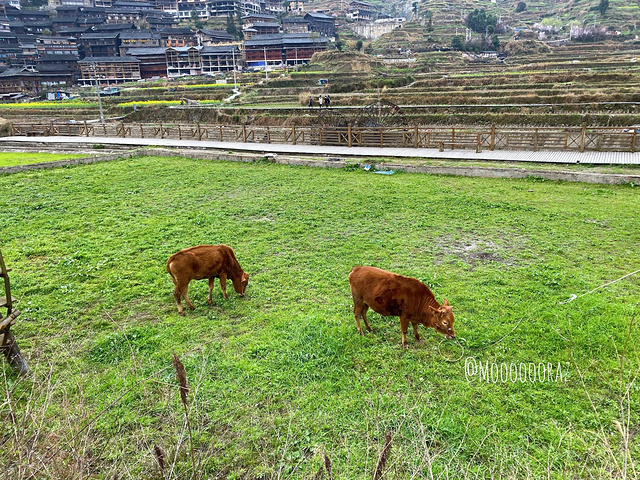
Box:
[263,46,268,81]
[92,63,104,124]
[231,46,237,89]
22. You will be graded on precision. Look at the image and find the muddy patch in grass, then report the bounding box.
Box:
[433,237,524,268]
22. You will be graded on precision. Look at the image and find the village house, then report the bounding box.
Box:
[118,30,161,55]
[158,26,198,47]
[35,53,78,86]
[35,35,79,56]
[347,0,376,21]
[77,55,141,84]
[197,28,233,46]
[78,31,120,57]
[0,65,41,95]
[165,45,200,78]
[201,44,240,74]
[304,12,335,37]
[124,46,166,78]
[243,33,327,69]
[281,17,308,34]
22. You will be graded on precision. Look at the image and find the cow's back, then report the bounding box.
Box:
[168,245,232,280]
[349,266,431,317]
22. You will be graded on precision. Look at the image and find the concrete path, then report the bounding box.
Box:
[2,135,640,165]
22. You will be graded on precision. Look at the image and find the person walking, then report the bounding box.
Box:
[318,95,324,109]
[325,95,331,109]
[308,96,313,109]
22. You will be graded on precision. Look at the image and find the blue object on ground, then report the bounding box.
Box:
[374,170,394,175]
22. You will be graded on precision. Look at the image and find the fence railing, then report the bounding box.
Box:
[8,122,640,153]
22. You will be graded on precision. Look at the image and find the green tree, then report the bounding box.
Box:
[598,0,609,15]
[451,35,463,50]
[466,9,497,34]
[355,40,363,50]
[492,34,500,50]
[226,14,237,36]
[515,2,526,13]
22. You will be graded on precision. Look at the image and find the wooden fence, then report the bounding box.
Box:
[8,122,640,153]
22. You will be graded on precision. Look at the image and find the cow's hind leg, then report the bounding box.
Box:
[173,285,185,316]
[412,322,421,343]
[361,304,373,332]
[352,293,366,335]
[178,280,195,312]
[208,277,215,305]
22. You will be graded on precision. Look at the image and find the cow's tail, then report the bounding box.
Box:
[166,258,178,285]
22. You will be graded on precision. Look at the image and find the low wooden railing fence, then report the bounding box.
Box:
[8,122,640,153]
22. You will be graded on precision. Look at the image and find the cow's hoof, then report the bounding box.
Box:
[358,329,364,335]
[178,311,186,317]
[403,343,409,349]
[366,327,373,332]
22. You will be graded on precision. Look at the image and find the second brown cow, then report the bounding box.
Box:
[167,244,249,316]
[348,266,455,348]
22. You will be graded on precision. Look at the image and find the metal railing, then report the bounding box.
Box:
[8,122,640,153]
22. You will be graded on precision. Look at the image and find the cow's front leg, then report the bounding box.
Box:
[399,316,410,349]
[219,273,228,299]
[412,322,421,342]
[208,278,215,305]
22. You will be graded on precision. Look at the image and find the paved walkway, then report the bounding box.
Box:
[1,135,640,165]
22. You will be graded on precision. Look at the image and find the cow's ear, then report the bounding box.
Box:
[443,299,449,306]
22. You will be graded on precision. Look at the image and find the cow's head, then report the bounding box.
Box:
[429,299,455,339]
[233,272,249,297]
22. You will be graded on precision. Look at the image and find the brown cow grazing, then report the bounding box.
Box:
[348,266,455,348]
[167,244,249,316]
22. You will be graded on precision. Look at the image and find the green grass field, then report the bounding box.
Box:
[0,152,89,167]
[1,155,639,479]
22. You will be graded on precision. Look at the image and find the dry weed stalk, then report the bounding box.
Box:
[172,351,196,478]
[154,444,166,478]
[323,452,333,480]
[372,433,393,480]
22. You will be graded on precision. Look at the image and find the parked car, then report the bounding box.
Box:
[99,87,120,97]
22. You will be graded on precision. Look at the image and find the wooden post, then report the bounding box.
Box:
[413,125,418,148]
[380,127,383,147]
[534,128,538,151]
[140,124,144,138]
[242,124,247,142]
[219,125,223,141]
[580,125,586,152]
[9,122,14,136]
[177,124,181,140]
[121,122,126,138]
[348,124,352,147]
[291,125,296,145]
[267,126,271,143]
[633,131,637,153]
[451,128,455,149]
[490,124,495,151]
[83,121,88,137]
[318,127,322,146]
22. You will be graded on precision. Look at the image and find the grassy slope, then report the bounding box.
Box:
[0,152,88,167]
[1,156,639,479]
